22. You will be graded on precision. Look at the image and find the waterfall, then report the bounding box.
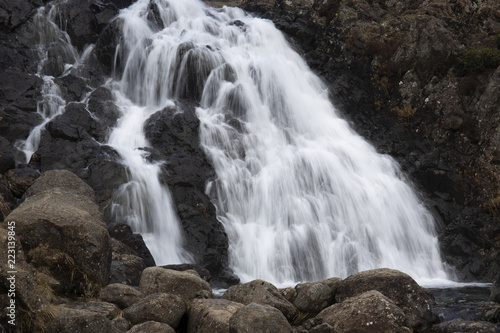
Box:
[112,0,449,285]
[16,3,85,162]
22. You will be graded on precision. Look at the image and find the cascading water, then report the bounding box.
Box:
[112,0,450,285]
[16,3,84,162]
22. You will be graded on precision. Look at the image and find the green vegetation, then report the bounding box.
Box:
[463,48,500,74]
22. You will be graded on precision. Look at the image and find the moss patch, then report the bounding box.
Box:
[463,48,500,74]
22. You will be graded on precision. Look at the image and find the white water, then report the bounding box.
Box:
[111,0,450,285]
[16,4,85,162]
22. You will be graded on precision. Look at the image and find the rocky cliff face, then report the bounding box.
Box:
[0,0,498,284]
[237,0,500,281]
[0,0,236,286]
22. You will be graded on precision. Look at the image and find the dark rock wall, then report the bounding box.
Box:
[239,0,500,281]
[0,0,235,285]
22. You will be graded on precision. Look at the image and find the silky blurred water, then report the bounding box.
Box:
[27,0,454,285]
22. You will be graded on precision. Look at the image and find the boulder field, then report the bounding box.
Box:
[1,169,499,332]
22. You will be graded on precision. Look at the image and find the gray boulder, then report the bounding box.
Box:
[127,321,175,333]
[188,298,244,333]
[223,279,297,321]
[293,277,342,313]
[317,290,411,333]
[123,293,186,329]
[229,302,293,333]
[139,267,212,299]
[335,268,435,329]
[6,170,112,295]
[98,283,142,309]
[46,306,120,333]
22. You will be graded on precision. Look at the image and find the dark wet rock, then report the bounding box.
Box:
[0,137,15,174]
[144,101,237,287]
[98,283,142,309]
[109,254,146,286]
[139,267,213,299]
[56,0,126,52]
[128,321,175,333]
[87,86,121,136]
[94,18,124,76]
[0,69,40,111]
[7,170,112,295]
[335,268,435,330]
[0,0,41,31]
[123,293,186,329]
[108,223,155,267]
[187,298,244,333]
[0,106,42,144]
[3,167,40,197]
[229,302,293,333]
[222,279,297,321]
[0,175,15,221]
[109,238,147,285]
[317,290,411,333]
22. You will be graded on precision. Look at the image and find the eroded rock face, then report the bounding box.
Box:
[6,170,112,295]
[335,268,435,329]
[317,290,411,333]
[222,279,297,321]
[144,101,238,287]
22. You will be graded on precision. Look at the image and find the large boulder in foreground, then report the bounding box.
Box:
[0,228,51,330]
[222,279,297,321]
[6,170,112,295]
[139,267,212,299]
[335,268,435,329]
[97,283,142,309]
[293,277,342,314]
[317,290,411,333]
[229,302,293,333]
[187,298,244,333]
[122,293,186,329]
[46,305,121,333]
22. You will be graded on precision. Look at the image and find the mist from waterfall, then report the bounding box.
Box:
[110,0,450,286]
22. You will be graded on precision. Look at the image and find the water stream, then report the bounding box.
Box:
[21,0,452,286]
[112,0,450,285]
